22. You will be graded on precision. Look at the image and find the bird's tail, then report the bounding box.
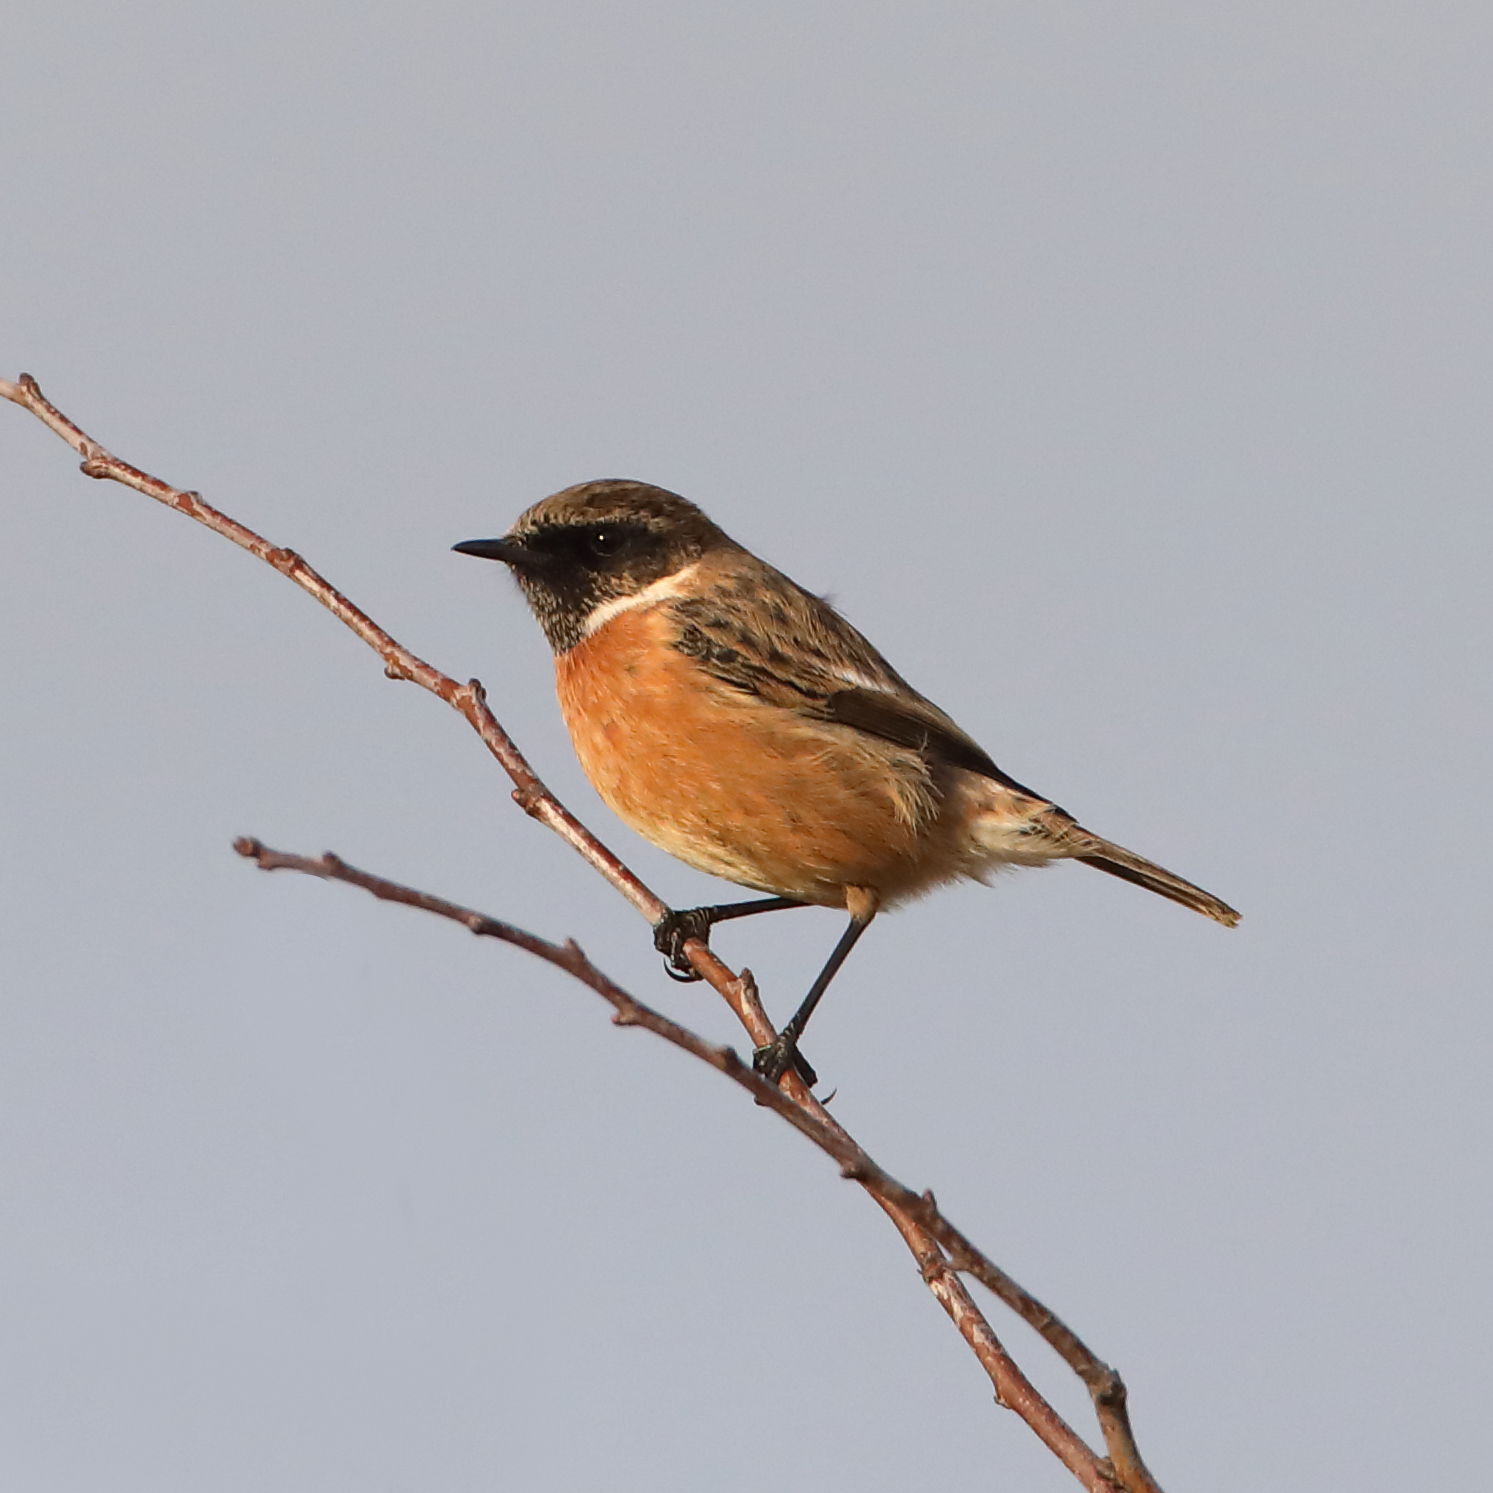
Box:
[1074,833,1240,927]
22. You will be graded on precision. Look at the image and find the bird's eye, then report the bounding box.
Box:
[586,526,626,558]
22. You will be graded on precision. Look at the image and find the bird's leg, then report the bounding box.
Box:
[652,896,809,981]
[754,910,875,1086]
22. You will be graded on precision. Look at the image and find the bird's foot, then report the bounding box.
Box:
[652,907,717,982]
[752,1036,818,1089]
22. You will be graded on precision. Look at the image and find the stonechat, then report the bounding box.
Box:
[456,480,1238,1084]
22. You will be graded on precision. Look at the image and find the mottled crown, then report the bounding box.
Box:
[510,479,727,547]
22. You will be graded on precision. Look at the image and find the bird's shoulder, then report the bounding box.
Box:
[661,550,1050,801]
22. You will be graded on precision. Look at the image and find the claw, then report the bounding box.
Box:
[652,907,714,981]
[752,1037,818,1089]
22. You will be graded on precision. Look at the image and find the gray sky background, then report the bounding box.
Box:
[4,5,1490,1490]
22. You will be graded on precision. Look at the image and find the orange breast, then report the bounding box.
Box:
[554,606,952,907]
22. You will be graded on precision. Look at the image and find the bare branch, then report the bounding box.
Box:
[234,838,1135,1490]
[9,373,1162,1492]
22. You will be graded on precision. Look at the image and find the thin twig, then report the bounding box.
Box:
[7,373,1161,1493]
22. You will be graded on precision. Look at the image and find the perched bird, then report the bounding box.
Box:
[456,480,1238,1084]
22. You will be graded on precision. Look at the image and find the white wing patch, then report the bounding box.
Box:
[832,666,895,692]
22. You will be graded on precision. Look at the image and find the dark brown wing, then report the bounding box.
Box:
[666,560,1059,808]
[821,686,1054,804]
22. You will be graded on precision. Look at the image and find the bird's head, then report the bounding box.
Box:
[454,479,731,652]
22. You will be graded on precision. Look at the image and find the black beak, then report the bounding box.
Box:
[452,536,533,567]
